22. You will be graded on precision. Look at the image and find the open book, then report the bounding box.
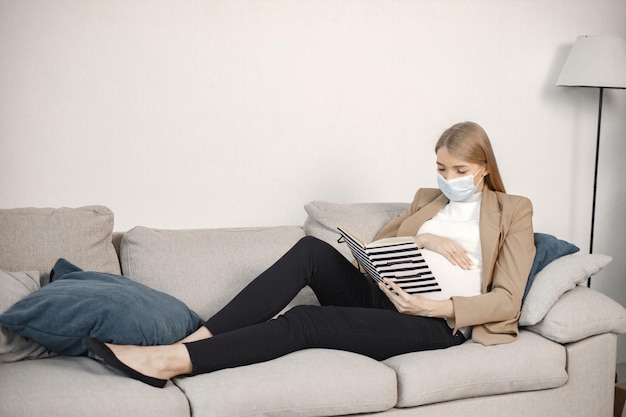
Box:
[337,227,441,295]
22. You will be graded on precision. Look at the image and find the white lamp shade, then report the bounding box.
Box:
[557,35,626,89]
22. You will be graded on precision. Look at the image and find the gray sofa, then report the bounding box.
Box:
[1,202,625,417]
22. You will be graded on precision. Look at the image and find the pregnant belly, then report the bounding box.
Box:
[419,249,482,300]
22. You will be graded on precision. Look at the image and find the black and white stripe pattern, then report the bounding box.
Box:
[337,228,441,295]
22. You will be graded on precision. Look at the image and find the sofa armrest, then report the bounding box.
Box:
[525,286,626,344]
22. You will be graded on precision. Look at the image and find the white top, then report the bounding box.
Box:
[416,193,483,301]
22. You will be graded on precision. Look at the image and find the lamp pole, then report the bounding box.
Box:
[587,87,604,287]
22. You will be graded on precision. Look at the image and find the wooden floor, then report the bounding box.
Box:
[619,363,626,383]
[616,363,626,417]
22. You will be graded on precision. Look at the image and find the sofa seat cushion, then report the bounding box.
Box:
[383,330,567,407]
[0,356,190,417]
[174,349,397,417]
[120,226,313,320]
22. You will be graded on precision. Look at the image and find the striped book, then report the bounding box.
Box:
[337,227,441,295]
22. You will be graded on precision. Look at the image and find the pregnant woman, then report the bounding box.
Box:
[85,121,535,388]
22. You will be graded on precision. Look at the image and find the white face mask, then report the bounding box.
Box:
[437,169,484,202]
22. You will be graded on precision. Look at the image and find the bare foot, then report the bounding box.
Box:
[106,343,193,381]
[178,326,213,344]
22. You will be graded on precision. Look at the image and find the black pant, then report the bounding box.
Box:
[185,236,465,375]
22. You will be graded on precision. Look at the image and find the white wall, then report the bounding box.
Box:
[1,0,625,360]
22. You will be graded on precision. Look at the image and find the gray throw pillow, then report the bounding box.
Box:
[0,270,56,362]
[519,253,612,326]
[527,286,626,343]
[522,233,579,303]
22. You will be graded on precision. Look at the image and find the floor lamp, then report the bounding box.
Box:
[556,35,626,286]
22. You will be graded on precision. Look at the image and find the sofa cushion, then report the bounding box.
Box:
[120,226,311,320]
[519,253,612,326]
[0,356,190,417]
[304,200,408,260]
[0,270,55,362]
[528,286,626,343]
[383,330,567,407]
[0,205,121,284]
[0,258,202,356]
[174,349,397,417]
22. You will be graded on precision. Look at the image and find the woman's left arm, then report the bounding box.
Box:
[451,196,535,330]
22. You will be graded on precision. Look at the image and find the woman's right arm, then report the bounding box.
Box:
[375,189,471,269]
[414,233,473,270]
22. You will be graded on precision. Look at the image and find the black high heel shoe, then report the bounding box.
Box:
[83,337,168,388]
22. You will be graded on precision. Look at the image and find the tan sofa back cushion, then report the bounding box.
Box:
[0,206,121,284]
[303,200,408,260]
[119,226,310,320]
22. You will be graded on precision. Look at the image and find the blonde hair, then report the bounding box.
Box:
[434,121,506,193]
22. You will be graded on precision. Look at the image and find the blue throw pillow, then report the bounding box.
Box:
[0,258,203,356]
[522,233,580,303]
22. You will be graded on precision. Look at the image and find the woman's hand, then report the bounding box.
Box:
[378,279,454,319]
[415,233,472,270]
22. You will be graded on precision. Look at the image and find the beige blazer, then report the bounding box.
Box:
[375,187,536,345]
